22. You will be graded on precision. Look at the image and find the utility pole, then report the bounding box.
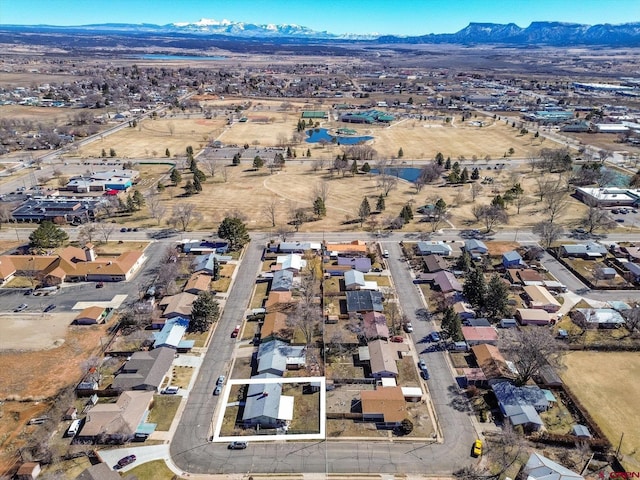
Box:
[615,432,624,458]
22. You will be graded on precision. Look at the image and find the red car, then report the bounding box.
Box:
[114,454,136,469]
[390,335,404,343]
[231,325,240,338]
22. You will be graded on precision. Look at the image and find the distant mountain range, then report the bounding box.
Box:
[2,19,640,46]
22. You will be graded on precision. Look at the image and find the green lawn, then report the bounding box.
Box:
[148,395,182,431]
[126,460,180,480]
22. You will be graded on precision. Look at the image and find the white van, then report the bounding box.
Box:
[67,419,82,437]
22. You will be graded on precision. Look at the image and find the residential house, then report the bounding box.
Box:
[471,344,515,382]
[361,386,407,427]
[325,240,368,257]
[559,243,608,259]
[463,239,488,255]
[572,424,592,438]
[618,259,640,283]
[344,269,366,290]
[77,390,156,443]
[261,312,291,342]
[464,318,491,327]
[183,273,211,295]
[516,308,551,326]
[571,308,626,329]
[523,452,584,480]
[257,339,306,376]
[507,268,544,286]
[192,253,232,275]
[242,376,294,428]
[362,311,390,340]
[275,254,306,273]
[16,462,41,480]
[153,316,194,350]
[180,239,229,255]
[461,326,498,346]
[75,463,121,480]
[112,347,175,391]
[265,291,293,312]
[345,290,384,313]
[158,292,197,319]
[453,302,476,320]
[492,381,549,432]
[523,285,561,313]
[423,254,448,273]
[275,241,321,253]
[502,251,524,268]
[337,256,372,273]
[271,270,294,292]
[415,270,462,293]
[74,306,109,325]
[366,339,409,378]
[416,241,453,256]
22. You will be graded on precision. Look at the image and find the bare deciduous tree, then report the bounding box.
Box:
[77,223,97,245]
[470,182,483,202]
[96,221,116,244]
[312,181,330,204]
[582,199,616,234]
[532,221,564,249]
[201,157,218,178]
[262,197,278,227]
[146,193,167,226]
[168,203,202,231]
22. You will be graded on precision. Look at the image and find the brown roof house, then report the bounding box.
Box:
[462,326,498,346]
[261,312,291,342]
[265,291,293,312]
[74,306,109,325]
[77,390,155,443]
[365,339,409,378]
[471,344,515,382]
[158,292,197,319]
[361,386,407,427]
[523,285,561,313]
[183,272,211,295]
[362,311,390,340]
[516,308,551,326]
[16,462,41,480]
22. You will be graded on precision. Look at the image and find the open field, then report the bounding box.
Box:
[560,352,640,470]
[0,312,77,351]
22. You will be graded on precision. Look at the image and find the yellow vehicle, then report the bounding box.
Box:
[473,439,483,457]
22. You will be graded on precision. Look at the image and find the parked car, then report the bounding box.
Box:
[43,304,56,312]
[231,325,240,338]
[404,322,414,333]
[430,331,441,342]
[472,439,483,457]
[24,289,33,296]
[161,386,179,395]
[120,227,127,232]
[418,358,427,371]
[114,454,137,469]
[96,282,105,288]
[213,385,222,395]
[383,249,389,258]
[228,441,248,450]
[421,368,430,380]
[216,375,225,385]
[15,303,28,312]
[390,335,404,343]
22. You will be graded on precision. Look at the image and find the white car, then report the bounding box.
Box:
[404,323,414,333]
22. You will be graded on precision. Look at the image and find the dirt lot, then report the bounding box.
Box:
[0,312,77,351]
[560,351,640,470]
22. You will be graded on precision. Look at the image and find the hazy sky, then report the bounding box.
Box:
[2,0,638,35]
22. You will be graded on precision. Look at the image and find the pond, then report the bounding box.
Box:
[305,128,373,145]
[371,167,421,182]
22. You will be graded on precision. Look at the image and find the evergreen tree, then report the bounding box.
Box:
[109,148,116,157]
[132,189,145,210]
[376,194,386,212]
[358,197,371,225]
[313,197,326,217]
[126,194,136,212]
[463,268,486,312]
[165,148,171,158]
[444,157,451,170]
[471,167,480,180]
[398,147,404,158]
[232,153,241,165]
[189,291,220,333]
[485,274,510,319]
[456,250,472,272]
[253,156,264,169]
[351,160,358,176]
[491,195,506,210]
[218,217,250,250]
[362,162,371,174]
[193,174,202,192]
[286,147,292,158]
[400,204,413,223]
[184,180,195,196]
[306,148,311,157]
[447,170,460,184]
[186,145,194,157]
[441,306,463,342]
[193,168,206,182]
[170,168,182,185]
[101,148,107,158]
[29,221,69,249]
[460,167,469,183]
[435,152,444,166]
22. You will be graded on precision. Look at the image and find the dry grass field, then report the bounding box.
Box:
[560,351,640,470]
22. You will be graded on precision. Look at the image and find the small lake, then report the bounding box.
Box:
[305,128,373,145]
[371,167,421,182]
[137,54,227,61]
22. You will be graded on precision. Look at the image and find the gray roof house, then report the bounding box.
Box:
[523,452,584,480]
[242,375,294,428]
[152,316,195,350]
[271,270,294,292]
[344,269,366,290]
[191,253,232,274]
[423,254,448,273]
[560,242,608,258]
[112,347,175,391]
[337,256,372,272]
[417,241,453,256]
[572,424,592,438]
[346,290,384,313]
[502,251,524,268]
[464,239,488,254]
[257,339,306,376]
[492,381,549,431]
[571,308,626,329]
